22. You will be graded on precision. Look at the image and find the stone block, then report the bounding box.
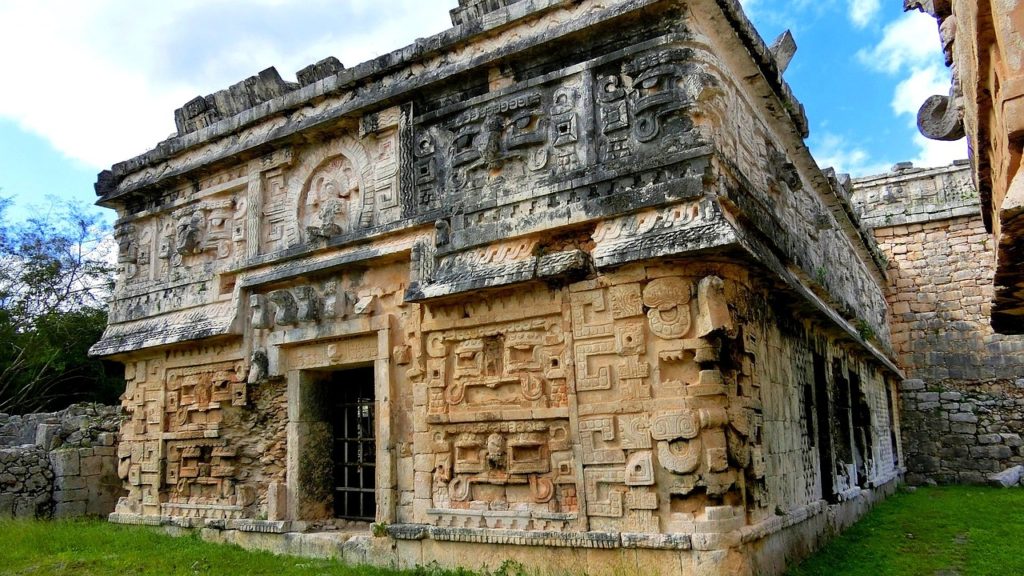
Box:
[268,482,287,521]
[53,500,87,519]
[950,412,978,423]
[901,379,926,392]
[80,455,103,476]
[987,465,1023,488]
[86,482,121,516]
[49,449,79,477]
[978,434,1002,445]
[93,446,116,457]
[1002,434,1023,447]
[959,471,987,484]
[35,424,60,450]
[992,445,1014,459]
[57,475,86,491]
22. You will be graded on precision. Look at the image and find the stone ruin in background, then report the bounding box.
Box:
[0,404,123,519]
[89,1,907,574]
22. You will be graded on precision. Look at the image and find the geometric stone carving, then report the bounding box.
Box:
[625,451,655,486]
[580,417,626,465]
[584,467,625,517]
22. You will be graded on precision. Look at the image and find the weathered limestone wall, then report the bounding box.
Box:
[853,162,1024,485]
[907,1,1024,333]
[0,404,124,518]
[92,1,902,574]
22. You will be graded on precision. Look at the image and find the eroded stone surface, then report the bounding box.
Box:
[907,1,1024,333]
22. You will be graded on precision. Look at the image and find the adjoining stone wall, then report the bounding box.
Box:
[853,162,1024,485]
[0,404,124,518]
[898,379,1023,484]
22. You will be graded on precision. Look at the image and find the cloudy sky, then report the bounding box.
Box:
[0,0,964,221]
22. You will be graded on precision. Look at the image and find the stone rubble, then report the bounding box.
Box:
[987,465,1022,488]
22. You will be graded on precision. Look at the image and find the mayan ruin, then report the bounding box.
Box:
[18,0,1010,574]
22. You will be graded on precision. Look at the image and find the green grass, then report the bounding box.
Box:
[0,519,405,576]
[787,485,1024,576]
[2,487,1021,576]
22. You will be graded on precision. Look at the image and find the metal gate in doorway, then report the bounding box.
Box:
[330,366,376,521]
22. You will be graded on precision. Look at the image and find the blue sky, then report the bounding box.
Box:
[0,0,964,223]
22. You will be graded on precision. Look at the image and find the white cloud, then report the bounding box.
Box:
[891,63,950,116]
[855,10,967,169]
[857,12,941,74]
[0,0,454,169]
[848,0,880,28]
[886,49,969,167]
[810,132,892,177]
[909,133,967,168]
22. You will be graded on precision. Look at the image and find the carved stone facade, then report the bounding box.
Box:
[907,0,1024,333]
[93,1,903,574]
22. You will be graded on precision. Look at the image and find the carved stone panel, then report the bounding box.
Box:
[422,315,568,422]
[299,155,361,241]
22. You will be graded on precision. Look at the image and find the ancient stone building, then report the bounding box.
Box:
[907,0,1024,333]
[91,1,904,574]
[852,162,1024,486]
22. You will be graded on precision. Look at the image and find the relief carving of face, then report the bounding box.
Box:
[303,156,359,238]
[175,213,203,256]
[486,433,506,469]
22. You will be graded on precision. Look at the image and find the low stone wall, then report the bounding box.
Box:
[899,378,1024,484]
[0,446,53,519]
[0,404,123,519]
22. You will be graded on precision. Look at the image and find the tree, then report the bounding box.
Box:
[0,196,123,414]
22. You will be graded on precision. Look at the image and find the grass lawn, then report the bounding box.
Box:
[0,518,407,576]
[787,485,1024,576]
[1,486,1021,575]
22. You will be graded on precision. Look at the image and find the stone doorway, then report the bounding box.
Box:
[329,366,376,521]
[288,345,391,526]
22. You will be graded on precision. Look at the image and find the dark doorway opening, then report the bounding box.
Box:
[813,353,836,503]
[850,372,873,488]
[329,366,376,521]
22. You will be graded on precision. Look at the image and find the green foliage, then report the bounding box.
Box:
[815,266,827,285]
[0,196,121,413]
[855,318,876,341]
[412,561,477,576]
[787,485,1024,576]
[490,560,530,576]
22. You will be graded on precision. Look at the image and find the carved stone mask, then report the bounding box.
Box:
[643,277,692,339]
[486,433,505,468]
